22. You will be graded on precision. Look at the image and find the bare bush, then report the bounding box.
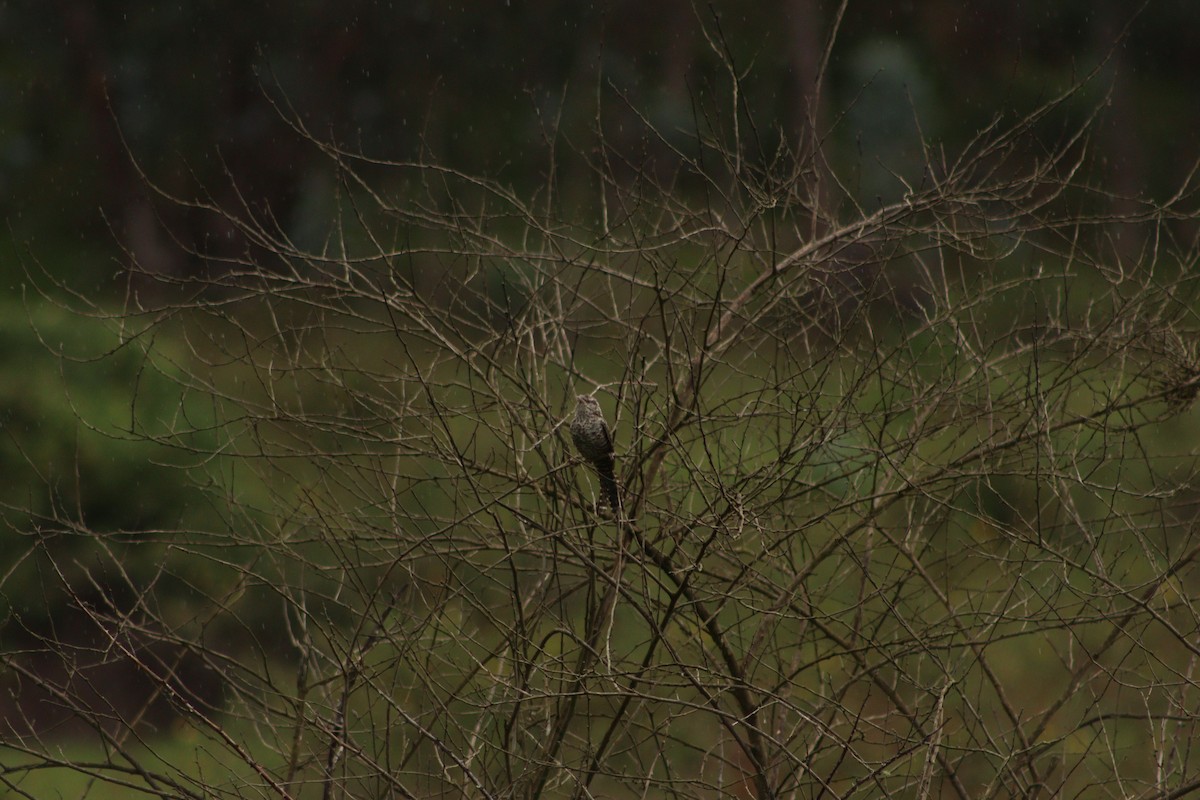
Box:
[9,21,1200,800]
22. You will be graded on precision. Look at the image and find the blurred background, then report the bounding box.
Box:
[5,1,1197,282]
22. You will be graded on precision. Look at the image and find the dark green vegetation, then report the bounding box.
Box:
[4,3,1200,798]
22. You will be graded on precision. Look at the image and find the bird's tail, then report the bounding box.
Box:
[597,460,620,515]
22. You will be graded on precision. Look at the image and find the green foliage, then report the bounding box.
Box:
[0,297,217,632]
[0,299,206,528]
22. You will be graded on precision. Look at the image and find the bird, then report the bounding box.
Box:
[569,394,620,514]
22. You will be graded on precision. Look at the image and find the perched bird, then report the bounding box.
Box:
[569,394,620,513]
